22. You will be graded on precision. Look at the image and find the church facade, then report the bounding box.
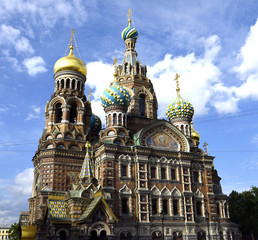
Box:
[19,13,240,240]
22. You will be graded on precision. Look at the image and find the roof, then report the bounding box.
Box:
[47,199,71,222]
[77,196,118,223]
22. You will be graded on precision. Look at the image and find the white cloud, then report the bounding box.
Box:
[0,168,33,225]
[25,105,41,121]
[23,56,47,76]
[234,19,258,75]
[0,24,34,55]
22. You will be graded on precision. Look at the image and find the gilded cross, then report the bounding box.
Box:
[174,73,180,95]
[127,8,132,27]
[88,88,91,103]
[113,57,118,66]
[70,28,74,47]
[203,141,208,155]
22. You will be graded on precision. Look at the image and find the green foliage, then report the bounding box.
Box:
[229,186,258,238]
[7,223,19,240]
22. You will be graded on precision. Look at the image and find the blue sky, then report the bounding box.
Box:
[0,0,258,225]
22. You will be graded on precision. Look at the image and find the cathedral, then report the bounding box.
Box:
[18,12,240,240]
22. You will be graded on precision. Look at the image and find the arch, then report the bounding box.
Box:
[46,143,54,149]
[136,62,140,74]
[171,187,181,197]
[61,79,64,89]
[197,231,206,240]
[150,185,160,196]
[113,113,117,125]
[45,134,53,140]
[56,228,69,239]
[69,144,80,151]
[55,133,63,139]
[64,133,74,139]
[76,134,83,140]
[56,81,59,90]
[57,144,65,149]
[67,97,84,108]
[48,96,66,108]
[161,186,170,196]
[119,184,132,195]
[69,102,77,123]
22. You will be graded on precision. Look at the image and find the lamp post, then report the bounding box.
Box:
[205,210,211,240]
[161,211,164,240]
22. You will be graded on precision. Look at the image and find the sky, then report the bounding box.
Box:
[0,0,258,225]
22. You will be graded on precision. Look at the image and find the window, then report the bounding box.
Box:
[161,168,166,179]
[113,113,117,125]
[139,94,145,116]
[173,200,178,215]
[55,103,62,123]
[69,103,77,123]
[162,199,168,214]
[193,171,199,183]
[122,198,129,214]
[152,199,158,214]
[196,201,202,216]
[121,165,127,177]
[216,202,220,216]
[171,168,176,180]
[151,167,156,178]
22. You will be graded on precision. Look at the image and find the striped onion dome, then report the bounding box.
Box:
[121,26,138,41]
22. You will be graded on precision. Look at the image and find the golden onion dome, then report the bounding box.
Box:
[54,45,87,76]
[191,122,200,142]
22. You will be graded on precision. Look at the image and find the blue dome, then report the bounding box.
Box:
[90,114,101,133]
[101,82,131,109]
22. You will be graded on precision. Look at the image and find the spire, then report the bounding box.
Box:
[113,57,118,81]
[174,73,181,97]
[79,141,93,183]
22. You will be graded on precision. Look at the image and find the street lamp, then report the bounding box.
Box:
[205,210,211,240]
[161,211,164,240]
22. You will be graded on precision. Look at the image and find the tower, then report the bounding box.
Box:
[29,30,92,225]
[114,11,158,134]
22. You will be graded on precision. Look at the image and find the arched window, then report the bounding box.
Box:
[71,79,75,89]
[66,78,70,89]
[216,202,220,217]
[136,62,140,74]
[181,125,184,133]
[69,103,77,123]
[118,113,122,126]
[113,113,117,125]
[56,81,59,90]
[55,103,62,123]
[193,171,199,183]
[61,79,64,89]
[77,81,80,91]
[124,63,128,74]
[139,94,145,116]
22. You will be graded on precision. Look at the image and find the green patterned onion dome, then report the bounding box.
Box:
[166,95,194,121]
[101,82,131,109]
[121,26,138,41]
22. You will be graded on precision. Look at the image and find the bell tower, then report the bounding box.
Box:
[29,30,92,225]
[114,9,158,134]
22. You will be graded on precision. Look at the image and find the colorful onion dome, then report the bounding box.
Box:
[90,113,102,133]
[166,95,194,121]
[191,122,200,142]
[101,82,131,109]
[54,45,87,76]
[121,26,138,41]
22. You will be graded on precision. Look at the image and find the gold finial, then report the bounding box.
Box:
[203,141,208,155]
[174,73,180,96]
[88,88,91,103]
[127,8,132,27]
[113,57,118,81]
[69,28,75,55]
[85,141,91,155]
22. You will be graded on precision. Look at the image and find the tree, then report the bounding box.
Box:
[228,186,258,239]
[7,223,19,240]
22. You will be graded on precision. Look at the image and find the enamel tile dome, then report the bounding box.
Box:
[121,26,138,41]
[166,95,194,121]
[101,82,131,109]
